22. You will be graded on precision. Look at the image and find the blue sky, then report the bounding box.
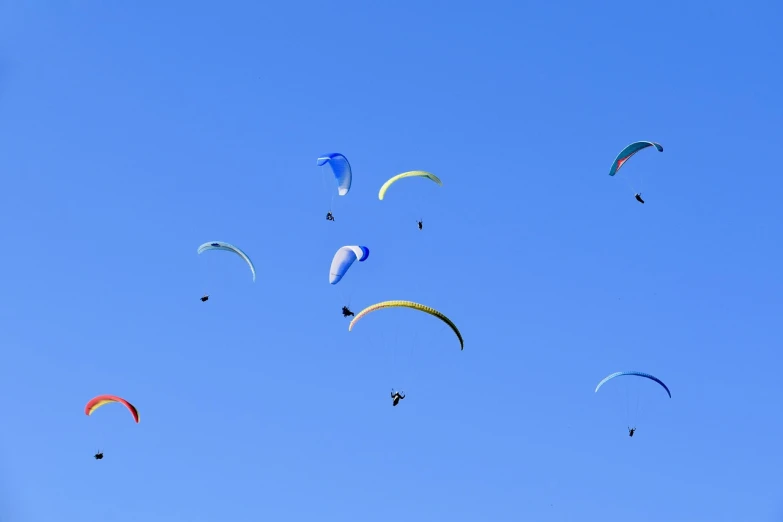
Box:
[1,1,781,520]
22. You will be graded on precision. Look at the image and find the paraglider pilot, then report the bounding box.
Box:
[391,389,406,406]
[94,451,104,460]
[634,193,644,204]
[342,306,354,318]
[417,220,423,230]
[326,211,335,221]
[200,295,209,302]
[628,427,636,437]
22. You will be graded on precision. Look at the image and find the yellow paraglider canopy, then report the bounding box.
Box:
[348,300,463,350]
[378,171,443,201]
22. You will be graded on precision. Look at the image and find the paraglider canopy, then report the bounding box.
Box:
[197,241,257,282]
[608,141,663,177]
[329,245,370,284]
[85,394,140,423]
[349,300,464,350]
[378,171,443,200]
[594,371,671,398]
[317,153,353,196]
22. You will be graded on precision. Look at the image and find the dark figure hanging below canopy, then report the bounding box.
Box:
[634,193,645,204]
[417,220,423,230]
[391,390,406,406]
[200,295,209,302]
[94,451,104,460]
[628,427,636,437]
[326,211,335,221]
[342,306,354,318]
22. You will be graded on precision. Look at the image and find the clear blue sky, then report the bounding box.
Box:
[1,1,781,521]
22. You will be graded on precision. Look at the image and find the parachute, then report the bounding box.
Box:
[349,300,463,350]
[317,153,352,196]
[608,141,663,177]
[594,371,671,398]
[330,246,370,284]
[197,241,256,282]
[378,171,443,201]
[85,395,140,423]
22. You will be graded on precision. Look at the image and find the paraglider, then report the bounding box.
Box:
[200,295,209,302]
[197,241,256,282]
[317,153,352,221]
[349,300,464,350]
[417,220,423,230]
[391,389,406,406]
[595,371,670,436]
[85,395,138,459]
[331,246,369,318]
[378,171,443,201]
[329,246,370,285]
[608,141,663,203]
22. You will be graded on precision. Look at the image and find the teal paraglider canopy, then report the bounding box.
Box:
[608,141,663,177]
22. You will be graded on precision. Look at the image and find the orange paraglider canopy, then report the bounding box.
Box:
[84,395,139,423]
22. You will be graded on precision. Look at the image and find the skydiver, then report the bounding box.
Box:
[628,427,636,437]
[342,306,354,318]
[634,193,644,204]
[326,211,335,221]
[417,220,423,230]
[94,451,104,460]
[391,389,406,406]
[200,295,209,302]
